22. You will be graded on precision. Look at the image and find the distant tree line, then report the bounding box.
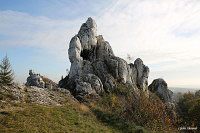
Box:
[176,90,200,128]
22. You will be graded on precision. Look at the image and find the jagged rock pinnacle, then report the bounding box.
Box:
[59,18,150,98]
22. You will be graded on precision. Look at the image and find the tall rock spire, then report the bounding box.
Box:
[59,17,150,98]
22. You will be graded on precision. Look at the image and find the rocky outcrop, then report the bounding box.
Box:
[0,83,77,107]
[0,83,25,103]
[26,86,76,106]
[26,70,45,88]
[40,75,58,89]
[59,17,150,97]
[148,78,176,120]
[26,70,58,89]
[76,74,104,95]
[148,78,173,103]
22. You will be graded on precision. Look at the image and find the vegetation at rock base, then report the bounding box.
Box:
[40,75,58,88]
[0,79,180,132]
[2,82,200,132]
[87,83,177,132]
[0,56,14,85]
[176,91,200,128]
[0,86,18,108]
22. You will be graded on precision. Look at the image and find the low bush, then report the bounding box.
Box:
[88,83,176,131]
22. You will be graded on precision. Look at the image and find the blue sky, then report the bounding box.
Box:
[0,0,115,83]
[0,0,200,88]
[0,0,114,19]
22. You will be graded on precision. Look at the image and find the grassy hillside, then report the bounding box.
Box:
[0,96,147,133]
[0,103,114,132]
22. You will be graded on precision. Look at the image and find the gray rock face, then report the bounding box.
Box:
[26,70,57,89]
[26,86,74,106]
[26,70,45,88]
[76,74,104,95]
[45,83,52,90]
[148,78,173,103]
[60,17,150,96]
[149,79,177,120]
[78,17,97,52]
[0,83,77,107]
[0,83,25,103]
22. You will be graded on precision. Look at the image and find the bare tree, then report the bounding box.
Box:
[126,54,134,64]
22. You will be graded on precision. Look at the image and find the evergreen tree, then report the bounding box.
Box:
[0,55,14,85]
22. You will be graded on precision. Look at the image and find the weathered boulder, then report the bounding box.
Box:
[59,17,150,97]
[26,70,45,88]
[148,78,173,103]
[149,79,177,120]
[26,70,58,89]
[76,74,104,94]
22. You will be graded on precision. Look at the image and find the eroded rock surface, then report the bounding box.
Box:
[148,78,173,103]
[0,83,76,107]
[26,70,45,88]
[26,86,76,106]
[148,78,177,119]
[59,17,150,97]
[26,70,58,89]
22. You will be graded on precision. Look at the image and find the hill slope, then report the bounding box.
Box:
[0,84,147,133]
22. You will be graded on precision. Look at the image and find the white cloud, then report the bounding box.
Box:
[96,0,200,88]
[0,10,85,83]
[0,10,86,61]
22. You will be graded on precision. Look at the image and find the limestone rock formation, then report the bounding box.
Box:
[26,70,58,89]
[148,79,177,119]
[26,70,45,88]
[59,17,150,97]
[148,78,173,103]
[0,83,77,107]
[26,86,76,106]
[0,83,25,103]
[76,74,104,95]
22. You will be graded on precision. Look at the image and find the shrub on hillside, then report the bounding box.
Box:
[89,83,176,131]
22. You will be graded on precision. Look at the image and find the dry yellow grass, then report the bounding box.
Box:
[78,103,90,113]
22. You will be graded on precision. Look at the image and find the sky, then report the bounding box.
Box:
[0,0,200,89]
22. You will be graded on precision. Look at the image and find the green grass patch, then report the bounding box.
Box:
[0,101,120,133]
[93,108,148,133]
